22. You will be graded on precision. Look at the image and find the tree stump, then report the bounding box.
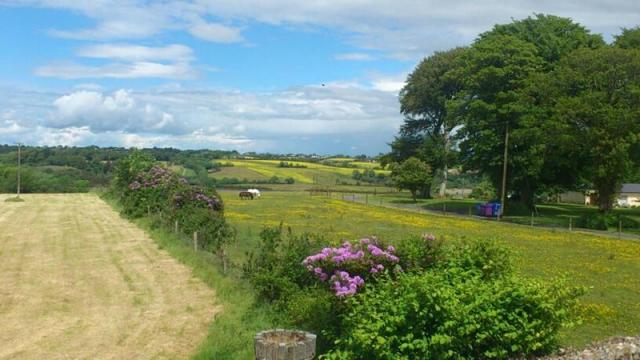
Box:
[255,329,316,360]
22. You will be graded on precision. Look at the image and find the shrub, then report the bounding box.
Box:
[576,213,612,230]
[395,234,443,273]
[442,238,512,280]
[303,237,400,297]
[243,225,323,303]
[616,215,640,229]
[324,272,584,360]
[112,152,232,253]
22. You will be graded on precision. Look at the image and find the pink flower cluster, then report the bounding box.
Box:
[129,166,175,190]
[331,271,365,297]
[303,238,400,297]
[173,189,222,211]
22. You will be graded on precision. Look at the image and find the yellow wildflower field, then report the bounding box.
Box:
[222,191,640,348]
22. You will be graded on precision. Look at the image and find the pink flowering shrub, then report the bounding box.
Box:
[303,238,401,297]
[114,152,231,252]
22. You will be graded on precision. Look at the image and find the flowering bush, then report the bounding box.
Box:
[303,238,400,297]
[112,152,232,253]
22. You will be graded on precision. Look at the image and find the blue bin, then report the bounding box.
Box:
[488,202,502,217]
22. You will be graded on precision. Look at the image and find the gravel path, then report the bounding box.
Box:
[541,337,640,359]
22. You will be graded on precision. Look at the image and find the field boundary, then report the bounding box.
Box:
[330,193,640,241]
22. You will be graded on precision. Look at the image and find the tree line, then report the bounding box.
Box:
[383,14,640,212]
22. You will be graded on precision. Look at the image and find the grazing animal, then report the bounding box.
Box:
[247,188,261,198]
[239,191,254,200]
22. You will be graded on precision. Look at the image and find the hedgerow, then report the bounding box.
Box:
[112,150,233,252]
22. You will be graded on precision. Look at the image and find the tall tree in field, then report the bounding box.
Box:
[453,15,604,211]
[545,47,640,212]
[390,157,433,202]
[486,14,604,66]
[452,34,544,210]
[614,26,640,49]
[388,47,466,198]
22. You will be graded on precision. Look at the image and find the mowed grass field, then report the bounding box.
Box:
[0,194,219,359]
[221,191,640,347]
[210,159,389,185]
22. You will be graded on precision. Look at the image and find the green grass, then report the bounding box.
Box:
[4,196,25,202]
[372,193,640,234]
[210,166,269,181]
[221,191,640,348]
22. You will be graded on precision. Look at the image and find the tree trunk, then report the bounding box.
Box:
[519,180,535,210]
[597,183,616,213]
[411,189,417,202]
[439,130,449,198]
[419,185,431,199]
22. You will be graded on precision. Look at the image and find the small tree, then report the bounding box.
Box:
[391,157,433,201]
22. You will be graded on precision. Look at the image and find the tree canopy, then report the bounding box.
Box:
[386,14,640,213]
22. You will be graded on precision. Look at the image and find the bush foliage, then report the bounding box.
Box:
[243,228,584,358]
[112,151,232,252]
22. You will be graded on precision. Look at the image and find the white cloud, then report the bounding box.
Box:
[0,83,403,154]
[334,53,375,61]
[35,43,197,79]
[35,61,195,79]
[38,126,93,146]
[12,0,639,58]
[49,89,183,133]
[189,21,244,43]
[77,44,194,62]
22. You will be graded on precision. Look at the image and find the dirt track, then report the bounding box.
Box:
[0,194,219,359]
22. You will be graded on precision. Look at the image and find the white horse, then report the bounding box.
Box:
[247,188,261,198]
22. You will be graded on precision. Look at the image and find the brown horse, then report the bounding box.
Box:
[239,191,254,200]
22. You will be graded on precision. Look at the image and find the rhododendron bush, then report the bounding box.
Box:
[243,228,584,358]
[302,238,400,296]
[112,151,232,251]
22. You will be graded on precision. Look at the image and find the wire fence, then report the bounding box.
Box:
[311,191,640,241]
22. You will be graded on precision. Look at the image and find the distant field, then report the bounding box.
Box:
[211,159,390,185]
[220,191,640,348]
[0,194,218,359]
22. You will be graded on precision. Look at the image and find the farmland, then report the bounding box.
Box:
[0,194,219,359]
[221,190,640,347]
[209,159,389,185]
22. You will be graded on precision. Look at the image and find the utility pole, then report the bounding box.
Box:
[499,122,509,220]
[16,142,21,198]
[439,128,449,198]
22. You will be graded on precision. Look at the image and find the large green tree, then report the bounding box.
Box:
[385,48,466,198]
[453,15,604,210]
[545,47,640,212]
[453,34,544,209]
[614,26,640,49]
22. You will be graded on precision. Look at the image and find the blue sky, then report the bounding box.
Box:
[0,1,638,155]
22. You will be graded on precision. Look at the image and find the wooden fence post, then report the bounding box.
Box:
[193,231,198,251]
[619,220,622,239]
[222,248,228,274]
[174,220,179,233]
[569,217,573,231]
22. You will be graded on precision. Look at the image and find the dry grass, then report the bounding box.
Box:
[0,193,220,359]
